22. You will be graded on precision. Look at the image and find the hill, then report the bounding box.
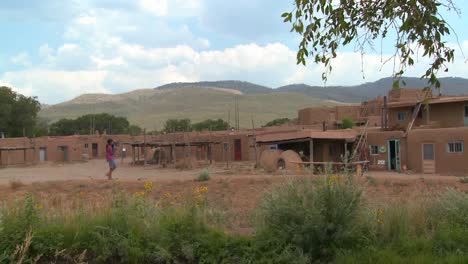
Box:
[40,77,468,129]
[39,87,334,129]
[156,80,272,94]
[155,77,468,103]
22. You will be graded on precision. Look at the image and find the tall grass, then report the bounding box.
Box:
[0,177,467,263]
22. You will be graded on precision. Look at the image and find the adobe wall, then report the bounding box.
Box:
[407,127,468,175]
[335,106,360,121]
[388,88,431,102]
[298,107,335,125]
[366,130,406,170]
[388,102,467,130]
[428,102,466,128]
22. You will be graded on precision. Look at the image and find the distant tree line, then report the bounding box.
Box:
[49,113,142,136]
[262,118,291,127]
[163,118,230,133]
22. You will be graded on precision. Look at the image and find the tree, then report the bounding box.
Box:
[163,119,192,133]
[0,86,41,137]
[48,113,139,136]
[283,0,459,89]
[341,118,354,129]
[127,125,142,136]
[263,118,291,127]
[192,119,229,131]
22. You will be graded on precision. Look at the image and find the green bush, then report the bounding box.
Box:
[341,117,354,129]
[1,178,467,263]
[255,175,367,262]
[197,170,211,181]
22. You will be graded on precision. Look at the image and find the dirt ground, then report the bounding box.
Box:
[1,159,467,235]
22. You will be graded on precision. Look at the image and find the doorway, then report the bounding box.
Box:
[92,143,99,158]
[234,139,242,161]
[422,143,436,174]
[39,148,47,162]
[58,146,69,162]
[387,139,401,171]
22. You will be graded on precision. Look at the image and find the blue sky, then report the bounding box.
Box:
[1,0,467,104]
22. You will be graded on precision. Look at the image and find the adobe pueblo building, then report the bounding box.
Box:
[1,88,467,176]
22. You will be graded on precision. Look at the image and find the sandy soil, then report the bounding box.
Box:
[1,160,467,235]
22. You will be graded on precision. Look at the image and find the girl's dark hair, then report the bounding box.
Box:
[107,139,113,144]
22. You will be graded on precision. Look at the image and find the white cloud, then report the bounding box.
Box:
[10,52,32,67]
[76,15,97,25]
[139,0,168,16]
[1,70,110,104]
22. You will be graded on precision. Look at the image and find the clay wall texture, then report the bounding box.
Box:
[366,130,406,171]
[406,127,468,175]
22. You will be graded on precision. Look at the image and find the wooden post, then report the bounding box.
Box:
[344,141,349,171]
[426,104,430,124]
[132,145,136,165]
[251,117,258,168]
[24,149,27,164]
[172,143,176,164]
[143,129,147,166]
[309,139,314,174]
[0,150,2,166]
[137,145,140,163]
[208,143,212,165]
[7,149,10,166]
[356,163,363,177]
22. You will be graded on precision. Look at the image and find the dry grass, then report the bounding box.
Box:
[9,179,25,190]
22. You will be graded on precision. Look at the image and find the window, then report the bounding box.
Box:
[465,105,468,117]
[397,112,406,121]
[370,145,379,155]
[84,143,89,148]
[447,141,464,153]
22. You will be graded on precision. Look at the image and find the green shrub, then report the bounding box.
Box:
[341,118,354,129]
[255,175,367,262]
[197,170,211,181]
[459,177,468,184]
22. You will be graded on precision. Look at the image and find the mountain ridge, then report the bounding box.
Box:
[39,77,468,129]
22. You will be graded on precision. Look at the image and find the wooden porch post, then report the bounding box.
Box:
[309,139,314,174]
[208,143,212,165]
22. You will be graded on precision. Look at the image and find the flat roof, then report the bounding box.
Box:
[387,95,468,108]
[256,129,357,144]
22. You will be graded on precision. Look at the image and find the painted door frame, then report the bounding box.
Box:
[422,143,436,173]
[387,139,401,171]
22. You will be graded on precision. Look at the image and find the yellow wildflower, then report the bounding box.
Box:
[37,204,43,210]
[133,191,146,198]
[164,192,171,198]
[199,186,208,193]
[144,181,154,192]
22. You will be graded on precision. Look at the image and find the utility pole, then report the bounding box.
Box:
[251,116,258,168]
